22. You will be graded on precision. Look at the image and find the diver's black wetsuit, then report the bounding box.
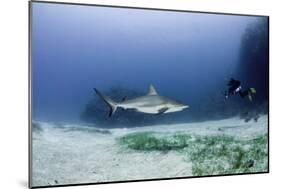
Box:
[226,78,250,98]
[238,90,249,97]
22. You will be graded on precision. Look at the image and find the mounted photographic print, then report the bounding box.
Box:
[29,1,269,188]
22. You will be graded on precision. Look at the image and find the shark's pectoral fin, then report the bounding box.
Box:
[156,107,169,115]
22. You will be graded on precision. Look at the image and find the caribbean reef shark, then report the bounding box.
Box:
[94,84,189,117]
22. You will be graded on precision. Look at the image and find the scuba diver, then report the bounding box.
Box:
[224,78,256,101]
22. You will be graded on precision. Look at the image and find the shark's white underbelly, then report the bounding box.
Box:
[121,104,163,114]
[135,107,162,114]
[120,104,184,114]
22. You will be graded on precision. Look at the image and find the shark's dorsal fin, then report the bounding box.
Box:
[147,84,158,95]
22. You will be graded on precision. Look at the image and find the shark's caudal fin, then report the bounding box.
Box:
[147,84,158,95]
[94,88,118,117]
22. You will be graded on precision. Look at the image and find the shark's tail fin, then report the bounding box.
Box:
[94,88,118,117]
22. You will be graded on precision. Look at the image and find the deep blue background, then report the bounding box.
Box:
[32,3,262,122]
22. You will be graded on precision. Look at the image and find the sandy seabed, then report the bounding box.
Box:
[32,115,268,187]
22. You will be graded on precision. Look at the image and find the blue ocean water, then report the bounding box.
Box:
[31,2,268,124]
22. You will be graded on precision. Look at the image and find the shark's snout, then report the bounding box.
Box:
[182,105,189,109]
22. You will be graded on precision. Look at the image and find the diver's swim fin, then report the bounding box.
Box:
[248,94,253,101]
[247,88,256,101]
